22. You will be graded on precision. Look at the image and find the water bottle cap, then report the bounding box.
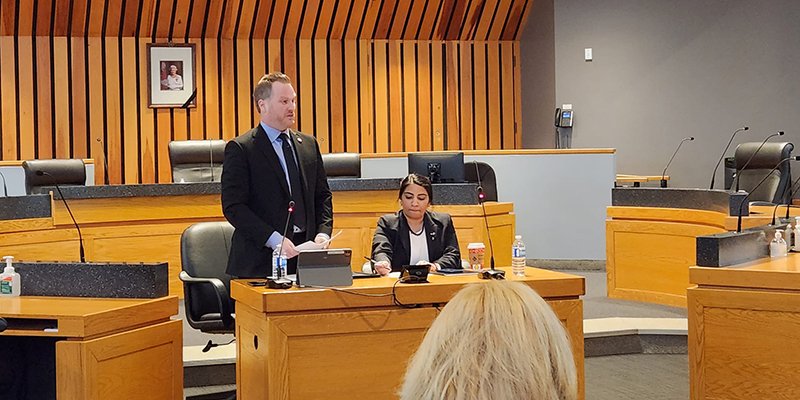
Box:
[515,235,522,240]
[776,231,783,239]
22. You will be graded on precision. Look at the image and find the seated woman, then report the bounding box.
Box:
[400,281,578,400]
[370,173,461,275]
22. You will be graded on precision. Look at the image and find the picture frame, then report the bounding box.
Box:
[147,43,197,108]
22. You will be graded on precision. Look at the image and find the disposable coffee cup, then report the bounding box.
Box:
[467,242,486,270]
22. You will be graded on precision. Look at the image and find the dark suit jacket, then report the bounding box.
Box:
[371,210,461,271]
[222,125,333,277]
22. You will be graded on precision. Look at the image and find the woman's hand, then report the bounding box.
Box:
[416,260,438,272]
[374,260,392,276]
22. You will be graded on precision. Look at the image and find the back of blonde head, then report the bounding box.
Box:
[400,281,577,400]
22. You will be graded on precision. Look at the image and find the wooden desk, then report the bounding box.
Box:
[231,267,585,400]
[0,188,514,297]
[689,255,800,399]
[0,296,182,400]
[606,204,775,307]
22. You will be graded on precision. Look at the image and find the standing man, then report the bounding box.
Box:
[222,72,333,278]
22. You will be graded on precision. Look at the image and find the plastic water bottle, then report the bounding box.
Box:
[271,245,287,279]
[511,235,526,277]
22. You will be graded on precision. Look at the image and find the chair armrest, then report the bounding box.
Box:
[179,271,234,328]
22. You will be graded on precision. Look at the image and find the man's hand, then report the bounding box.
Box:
[314,234,329,249]
[280,237,299,258]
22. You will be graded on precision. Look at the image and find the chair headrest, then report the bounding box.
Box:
[322,153,361,178]
[169,140,226,165]
[735,142,794,170]
[22,159,86,192]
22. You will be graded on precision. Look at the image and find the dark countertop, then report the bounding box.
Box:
[612,187,748,215]
[2,179,481,221]
[0,195,51,220]
[43,178,480,204]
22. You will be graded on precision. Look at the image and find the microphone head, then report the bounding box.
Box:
[743,126,749,131]
[688,137,695,141]
[288,200,295,212]
[779,131,785,136]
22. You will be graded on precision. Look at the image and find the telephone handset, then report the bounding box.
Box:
[554,108,573,128]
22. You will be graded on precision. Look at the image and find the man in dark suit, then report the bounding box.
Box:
[222,72,333,278]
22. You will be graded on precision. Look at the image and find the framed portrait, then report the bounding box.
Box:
[147,43,197,108]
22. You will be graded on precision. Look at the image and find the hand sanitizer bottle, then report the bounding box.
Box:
[0,256,20,297]
[770,231,788,258]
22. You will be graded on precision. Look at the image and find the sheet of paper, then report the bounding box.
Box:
[294,230,343,252]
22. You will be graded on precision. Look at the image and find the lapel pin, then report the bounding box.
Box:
[296,136,303,143]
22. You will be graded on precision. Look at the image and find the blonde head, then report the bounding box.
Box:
[400,280,577,400]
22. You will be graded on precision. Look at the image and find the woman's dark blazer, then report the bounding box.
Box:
[371,210,461,271]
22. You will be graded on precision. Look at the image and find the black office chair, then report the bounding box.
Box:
[734,142,794,204]
[168,140,226,183]
[21,159,86,195]
[179,221,235,336]
[464,161,498,202]
[321,153,361,178]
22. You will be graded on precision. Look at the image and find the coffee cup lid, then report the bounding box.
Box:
[467,242,485,249]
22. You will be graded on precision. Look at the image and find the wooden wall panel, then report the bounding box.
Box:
[0,0,531,182]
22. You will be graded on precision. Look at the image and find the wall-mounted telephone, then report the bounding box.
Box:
[554,108,573,128]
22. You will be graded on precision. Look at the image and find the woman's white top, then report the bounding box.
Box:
[409,228,429,265]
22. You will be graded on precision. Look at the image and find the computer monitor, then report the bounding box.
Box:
[407,152,465,183]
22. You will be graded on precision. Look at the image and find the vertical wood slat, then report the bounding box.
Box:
[472,43,487,150]
[328,41,345,153]
[513,41,522,148]
[388,40,403,153]
[52,37,69,159]
[501,41,515,149]
[18,37,35,159]
[36,36,55,159]
[87,36,105,184]
[431,41,444,150]
[121,37,141,183]
[105,38,123,183]
[297,39,314,135]
[373,40,389,153]
[343,40,360,152]
[236,38,252,134]
[358,40,374,153]
[0,36,17,159]
[314,39,330,152]
[459,41,474,150]
[202,38,220,139]
[71,37,88,159]
[487,42,501,149]
[138,39,156,183]
[402,41,418,152]
[416,41,432,151]
[445,42,460,150]
[219,39,236,139]
[188,38,206,139]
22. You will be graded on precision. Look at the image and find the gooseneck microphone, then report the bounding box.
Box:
[36,170,86,262]
[710,126,749,189]
[268,200,295,289]
[96,137,110,185]
[734,131,784,192]
[472,162,504,280]
[181,89,198,109]
[736,155,800,232]
[661,137,695,188]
